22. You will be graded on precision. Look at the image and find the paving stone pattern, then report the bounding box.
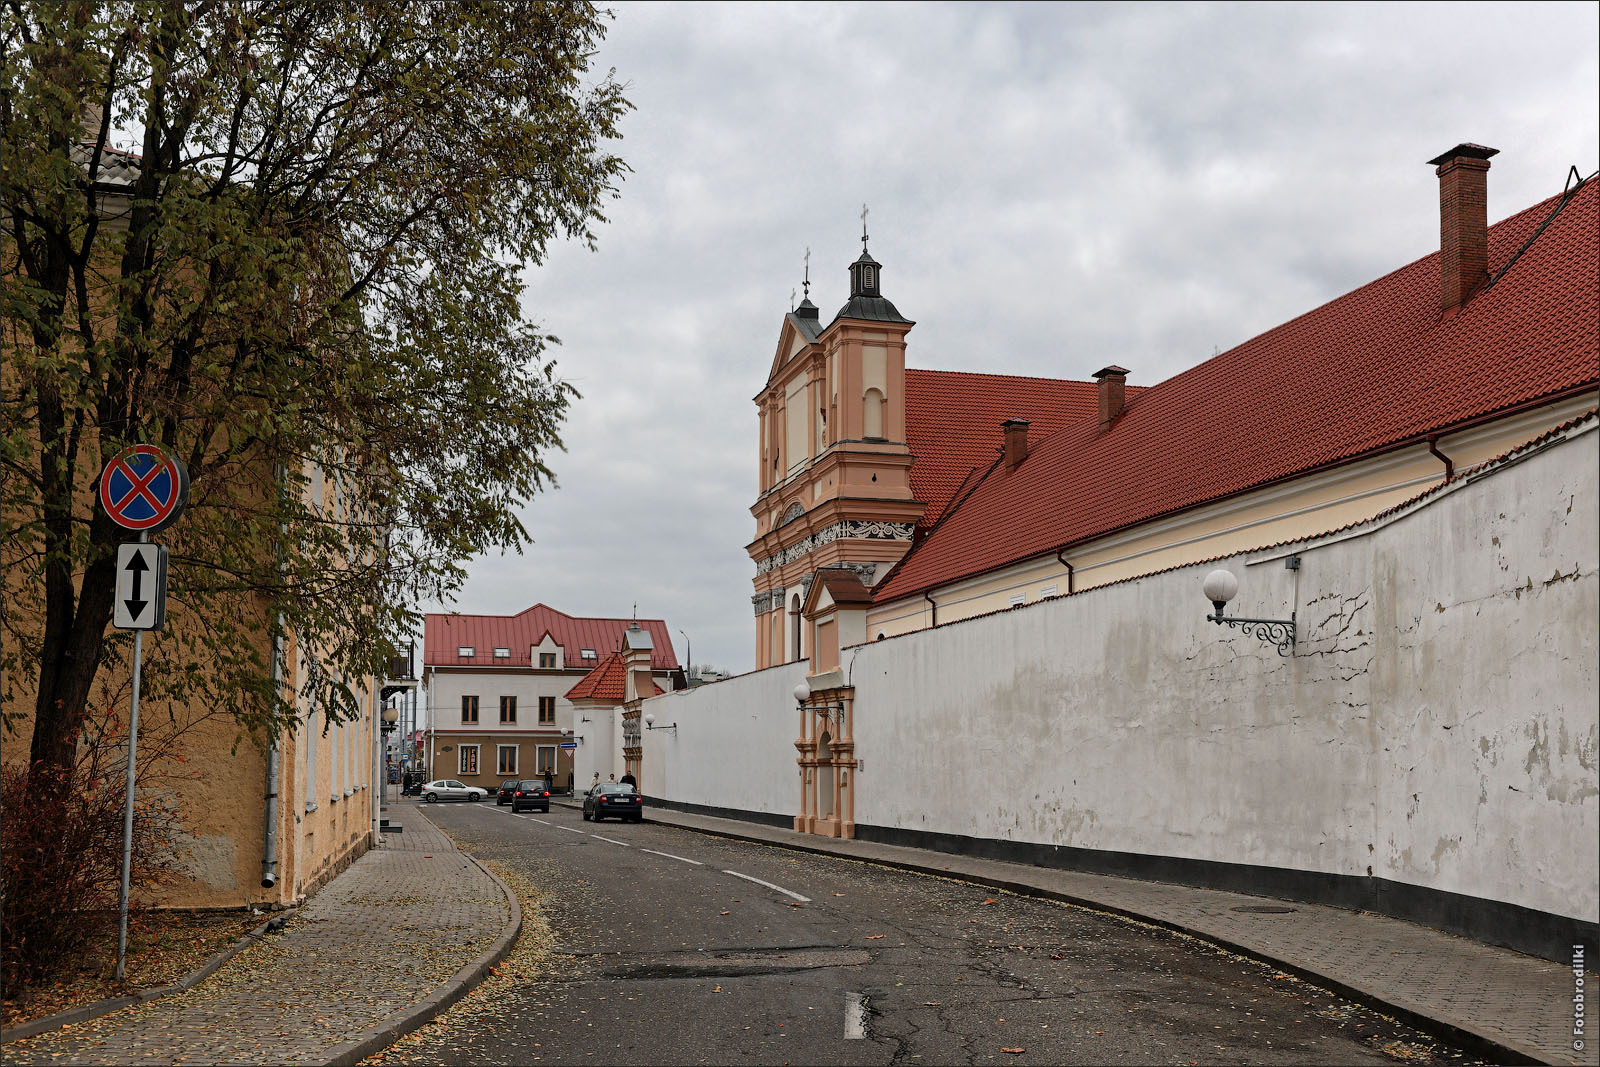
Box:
[634,804,1592,1067]
[3,805,508,1066]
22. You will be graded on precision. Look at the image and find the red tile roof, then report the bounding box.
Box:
[563,651,666,702]
[904,370,1146,529]
[875,179,1599,604]
[424,604,678,671]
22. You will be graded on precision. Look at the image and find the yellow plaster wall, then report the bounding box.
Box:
[866,395,1596,639]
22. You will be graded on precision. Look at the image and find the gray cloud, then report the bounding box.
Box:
[424,1,1599,680]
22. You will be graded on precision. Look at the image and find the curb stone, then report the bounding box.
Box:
[0,913,283,1044]
[598,801,1556,1067]
[321,813,523,1067]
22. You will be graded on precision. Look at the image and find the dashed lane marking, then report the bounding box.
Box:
[591,835,631,847]
[721,869,811,903]
[845,991,867,1039]
[557,825,587,835]
[639,848,704,866]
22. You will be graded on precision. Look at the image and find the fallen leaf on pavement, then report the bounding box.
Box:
[1001,1049,1025,1055]
[865,934,886,940]
[981,898,996,905]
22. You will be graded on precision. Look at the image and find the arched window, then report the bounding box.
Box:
[863,388,885,439]
[790,593,803,662]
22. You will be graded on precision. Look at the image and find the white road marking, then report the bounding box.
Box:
[591,835,631,847]
[639,848,704,866]
[557,825,587,835]
[845,992,867,1039]
[524,817,552,826]
[720,869,812,903]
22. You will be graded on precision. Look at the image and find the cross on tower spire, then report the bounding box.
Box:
[803,246,811,299]
[860,203,870,252]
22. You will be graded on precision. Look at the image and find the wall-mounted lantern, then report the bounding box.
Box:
[643,712,676,732]
[1202,560,1298,657]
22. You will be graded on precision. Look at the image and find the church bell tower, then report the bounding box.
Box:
[748,217,924,669]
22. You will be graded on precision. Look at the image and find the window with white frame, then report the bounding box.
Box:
[580,648,597,661]
[458,744,480,776]
[1009,594,1026,607]
[497,745,518,775]
[1040,585,1058,597]
[458,646,475,658]
[493,647,510,659]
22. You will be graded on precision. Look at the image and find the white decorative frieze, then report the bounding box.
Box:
[753,520,915,575]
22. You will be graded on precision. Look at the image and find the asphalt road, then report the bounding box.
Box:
[383,800,1479,1066]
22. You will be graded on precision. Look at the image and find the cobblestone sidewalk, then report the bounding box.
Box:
[611,802,1591,1067]
[2,804,516,1066]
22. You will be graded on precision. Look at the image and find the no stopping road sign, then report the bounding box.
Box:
[99,444,189,532]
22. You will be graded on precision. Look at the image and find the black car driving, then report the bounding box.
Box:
[496,779,520,805]
[582,782,643,823]
[511,780,551,813]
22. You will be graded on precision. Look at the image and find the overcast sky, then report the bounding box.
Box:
[422,1,1599,680]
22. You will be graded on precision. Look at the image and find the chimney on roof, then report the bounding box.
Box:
[1093,366,1129,431]
[1428,143,1499,313]
[1002,418,1031,469]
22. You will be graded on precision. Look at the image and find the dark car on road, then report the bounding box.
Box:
[582,782,643,822]
[496,779,521,806]
[511,780,552,813]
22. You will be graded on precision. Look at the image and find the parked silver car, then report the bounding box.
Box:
[420,779,486,803]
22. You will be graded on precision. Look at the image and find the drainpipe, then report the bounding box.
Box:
[1426,435,1454,480]
[371,680,381,845]
[1054,549,1075,594]
[924,591,937,628]
[261,465,286,892]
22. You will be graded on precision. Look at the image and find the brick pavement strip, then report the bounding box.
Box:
[2,804,519,1067]
[611,802,1592,1067]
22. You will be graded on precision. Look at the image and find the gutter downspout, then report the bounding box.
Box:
[1426,435,1454,480]
[261,465,286,892]
[371,680,381,846]
[1054,549,1076,594]
[924,591,937,628]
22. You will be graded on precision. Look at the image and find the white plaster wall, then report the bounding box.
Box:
[845,426,1597,921]
[641,662,809,814]
[571,703,619,788]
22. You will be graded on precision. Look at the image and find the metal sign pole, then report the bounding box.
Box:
[114,530,149,981]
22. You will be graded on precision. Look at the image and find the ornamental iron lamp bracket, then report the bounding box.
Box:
[643,713,676,732]
[1201,562,1298,657]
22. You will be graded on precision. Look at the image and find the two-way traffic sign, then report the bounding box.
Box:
[114,543,168,630]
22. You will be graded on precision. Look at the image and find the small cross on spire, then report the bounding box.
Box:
[803,246,811,299]
[860,203,870,251]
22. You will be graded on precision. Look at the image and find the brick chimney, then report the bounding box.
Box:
[1093,366,1129,431]
[1428,143,1498,313]
[1002,418,1030,469]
